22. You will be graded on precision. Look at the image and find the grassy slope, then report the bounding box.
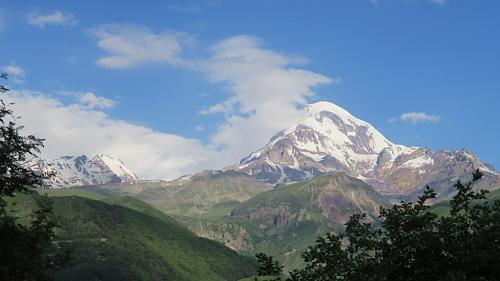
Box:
[7,191,257,281]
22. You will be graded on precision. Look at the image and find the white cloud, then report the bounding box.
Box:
[26,10,77,28]
[5,90,221,180]
[89,31,334,161]
[2,63,24,76]
[89,24,194,69]
[199,102,231,115]
[195,125,205,132]
[2,63,25,83]
[19,33,334,179]
[77,92,116,109]
[400,112,441,124]
[200,35,333,158]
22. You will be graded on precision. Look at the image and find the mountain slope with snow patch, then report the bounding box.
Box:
[226,101,498,198]
[32,154,138,187]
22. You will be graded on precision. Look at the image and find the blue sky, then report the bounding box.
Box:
[1,0,499,179]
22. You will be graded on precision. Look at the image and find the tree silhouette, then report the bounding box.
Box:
[0,73,66,280]
[256,253,283,277]
[263,170,500,281]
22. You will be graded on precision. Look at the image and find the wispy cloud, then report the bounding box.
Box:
[200,35,334,156]
[89,24,194,69]
[26,10,77,28]
[388,117,398,123]
[1,63,25,83]
[391,112,441,124]
[199,102,228,115]
[77,92,116,109]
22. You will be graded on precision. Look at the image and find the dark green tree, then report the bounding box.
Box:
[256,253,283,277]
[0,73,65,280]
[282,170,500,281]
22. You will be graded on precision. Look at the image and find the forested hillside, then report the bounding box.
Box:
[6,192,257,281]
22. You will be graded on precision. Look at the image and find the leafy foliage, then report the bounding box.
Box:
[0,74,47,206]
[0,73,65,280]
[256,253,283,277]
[265,170,500,281]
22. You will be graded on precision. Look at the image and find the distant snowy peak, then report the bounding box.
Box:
[234,101,399,182]
[92,154,138,182]
[34,154,138,188]
[228,101,498,196]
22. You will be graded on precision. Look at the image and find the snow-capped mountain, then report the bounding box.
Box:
[32,154,138,188]
[226,101,499,197]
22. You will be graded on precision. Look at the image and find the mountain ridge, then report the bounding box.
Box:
[31,154,138,187]
[34,101,498,202]
[225,101,498,198]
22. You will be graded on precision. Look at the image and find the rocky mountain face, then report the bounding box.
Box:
[214,172,391,270]
[226,101,499,199]
[183,220,254,252]
[31,154,138,187]
[373,147,499,201]
[230,172,390,227]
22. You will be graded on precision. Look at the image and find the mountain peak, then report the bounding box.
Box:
[227,101,498,197]
[236,101,395,180]
[32,154,138,188]
[92,154,138,181]
[306,101,362,122]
